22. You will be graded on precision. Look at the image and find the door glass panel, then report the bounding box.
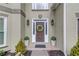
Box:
[46,22,47,35]
[33,22,35,34]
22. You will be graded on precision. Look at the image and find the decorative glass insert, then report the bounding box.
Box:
[32,3,48,10]
[46,22,47,35]
[0,18,4,45]
[33,22,35,34]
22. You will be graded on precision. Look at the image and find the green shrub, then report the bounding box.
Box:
[51,36,56,41]
[0,49,4,56]
[24,36,29,40]
[70,40,79,56]
[15,39,26,54]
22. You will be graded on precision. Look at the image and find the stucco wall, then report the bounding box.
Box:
[0,11,12,50]
[54,4,64,51]
[66,3,78,55]
[0,11,21,52]
[0,3,21,9]
[0,3,25,52]
[10,14,21,52]
[21,4,26,39]
[25,3,55,44]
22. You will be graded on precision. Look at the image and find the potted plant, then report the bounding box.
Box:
[51,36,56,46]
[24,36,29,46]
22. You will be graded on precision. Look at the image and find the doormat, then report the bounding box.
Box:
[35,45,46,48]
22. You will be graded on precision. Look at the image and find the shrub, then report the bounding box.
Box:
[70,40,79,56]
[51,36,56,41]
[15,39,26,54]
[0,49,4,56]
[24,36,29,40]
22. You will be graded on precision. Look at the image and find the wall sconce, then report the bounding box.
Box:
[27,19,29,26]
[38,14,42,19]
[51,19,54,26]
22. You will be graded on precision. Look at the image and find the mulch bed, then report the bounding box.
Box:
[48,50,65,56]
[4,50,32,56]
[23,50,32,56]
[1,50,64,56]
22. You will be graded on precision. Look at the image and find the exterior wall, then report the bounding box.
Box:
[25,3,55,44]
[0,3,20,9]
[10,14,21,52]
[54,4,64,51]
[0,11,21,52]
[21,4,26,39]
[66,3,78,55]
[0,11,12,50]
[0,3,25,52]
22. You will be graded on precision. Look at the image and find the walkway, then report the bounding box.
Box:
[31,50,48,56]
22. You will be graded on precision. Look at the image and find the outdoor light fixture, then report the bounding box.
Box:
[27,19,29,26]
[38,14,42,19]
[51,19,54,26]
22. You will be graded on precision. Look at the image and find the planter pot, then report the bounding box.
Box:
[51,40,56,46]
[25,40,29,46]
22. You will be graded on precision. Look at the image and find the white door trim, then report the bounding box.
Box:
[63,3,67,56]
[32,18,48,43]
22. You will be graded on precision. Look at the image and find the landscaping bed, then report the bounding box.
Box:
[4,50,32,56]
[48,50,65,56]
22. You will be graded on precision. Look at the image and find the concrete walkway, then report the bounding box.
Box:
[31,50,49,56]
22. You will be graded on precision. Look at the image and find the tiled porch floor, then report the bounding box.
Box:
[26,43,65,56]
[27,43,60,50]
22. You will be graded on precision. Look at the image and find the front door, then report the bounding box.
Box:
[32,19,48,43]
[36,22,44,42]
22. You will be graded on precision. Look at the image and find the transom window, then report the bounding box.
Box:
[0,16,7,47]
[32,3,48,10]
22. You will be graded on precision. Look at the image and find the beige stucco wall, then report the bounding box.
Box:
[25,3,55,44]
[21,4,26,39]
[0,3,26,52]
[10,14,21,52]
[0,11,21,52]
[0,3,21,9]
[66,3,78,55]
[0,11,12,50]
[54,4,64,51]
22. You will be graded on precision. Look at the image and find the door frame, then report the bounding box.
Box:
[32,18,48,43]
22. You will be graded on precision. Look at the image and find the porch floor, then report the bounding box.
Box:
[27,43,60,50]
[25,43,65,56]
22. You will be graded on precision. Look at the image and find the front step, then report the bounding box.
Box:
[31,50,48,56]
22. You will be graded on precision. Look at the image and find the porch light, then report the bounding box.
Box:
[51,19,54,26]
[27,19,29,26]
[38,14,42,19]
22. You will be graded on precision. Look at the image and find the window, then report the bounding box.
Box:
[32,3,48,10]
[0,16,7,47]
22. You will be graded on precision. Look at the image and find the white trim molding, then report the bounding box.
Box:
[63,3,67,56]
[32,18,48,43]
[0,16,7,47]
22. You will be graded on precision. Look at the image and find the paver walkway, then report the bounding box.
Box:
[31,50,49,56]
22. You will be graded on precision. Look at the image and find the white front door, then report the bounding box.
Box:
[32,19,48,43]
